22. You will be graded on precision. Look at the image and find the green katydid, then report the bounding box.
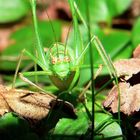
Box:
[13,0,116,93]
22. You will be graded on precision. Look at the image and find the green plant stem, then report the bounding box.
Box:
[85,0,95,139]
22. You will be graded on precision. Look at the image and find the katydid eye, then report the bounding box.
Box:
[51,56,70,64]
[64,56,70,62]
[51,57,57,64]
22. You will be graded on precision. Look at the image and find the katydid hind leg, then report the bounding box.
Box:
[76,35,115,78]
[73,1,116,78]
[76,35,96,65]
[19,70,52,89]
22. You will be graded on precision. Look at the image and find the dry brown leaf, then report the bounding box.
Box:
[135,121,140,130]
[131,0,140,18]
[113,45,140,80]
[0,22,27,52]
[0,85,11,115]
[114,58,140,80]
[103,82,140,115]
[103,45,140,135]
[38,0,71,20]
[0,85,77,121]
[133,44,140,58]
[0,29,14,51]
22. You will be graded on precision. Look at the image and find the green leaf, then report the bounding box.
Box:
[106,0,132,17]
[0,20,62,70]
[50,111,122,140]
[51,112,89,140]
[101,29,131,60]
[76,0,110,23]
[76,0,132,24]
[0,0,30,23]
[132,18,140,47]
[0,113,37,140]
[114,44,133,60]
[94,113,123,140]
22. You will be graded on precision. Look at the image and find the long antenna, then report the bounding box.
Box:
[64,23,72,56]
[68,0,83,59]
[31,0,47,66]
[42,0,59,58]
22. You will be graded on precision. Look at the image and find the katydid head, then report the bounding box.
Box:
[51,62,70,78]
[48,43,75,79]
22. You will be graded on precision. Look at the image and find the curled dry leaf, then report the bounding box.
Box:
[114,58,140,80]
[103,45,140,134]
[0,85,77,121]
[103,82,140,115]
[113,45,140,80]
